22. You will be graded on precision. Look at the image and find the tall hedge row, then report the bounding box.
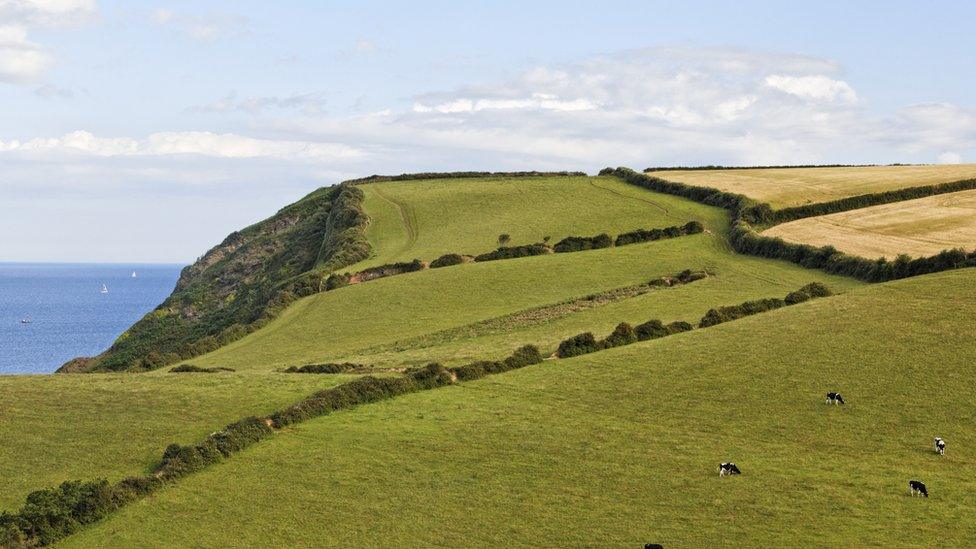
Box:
[605,167,976,282]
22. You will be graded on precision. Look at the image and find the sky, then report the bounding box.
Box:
[1,0,975,263]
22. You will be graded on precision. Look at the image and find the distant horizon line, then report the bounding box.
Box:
[0,261,188,266]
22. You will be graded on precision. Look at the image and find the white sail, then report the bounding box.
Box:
[132,271,137,278]
[101,284,109,293]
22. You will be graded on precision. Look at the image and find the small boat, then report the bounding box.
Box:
[131,271,137,278]
[101,284,109,294]
[20,316,31,324]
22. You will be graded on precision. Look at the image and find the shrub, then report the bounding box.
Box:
[498,233,511,245]
[553,234,613,253]
[430,253,467,268]
[614,221,704,246]
[556,332,601,358]
[666,321,694,334]
[325,272,351,290]
[283,362,362,374]
[448,345,543,382]
[635,319,669,341]
[474,244,550,262]
[169,364,235,373]
[602,322,637,348]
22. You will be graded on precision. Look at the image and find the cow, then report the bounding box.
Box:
[909,480,928,497]
[718,462,741,477]
[826,392,845,405]
[934,437,946,456]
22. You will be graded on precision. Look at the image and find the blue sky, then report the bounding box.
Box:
[1,0,974,263]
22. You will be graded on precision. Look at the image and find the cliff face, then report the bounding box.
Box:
[59,183,370,372]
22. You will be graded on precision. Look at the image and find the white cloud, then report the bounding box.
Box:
[151,9,247,42]
[764,74,857,103]
[938,151,962,164]
[0,0,95,84]
[193,91,330,115]
[0,130,363,161]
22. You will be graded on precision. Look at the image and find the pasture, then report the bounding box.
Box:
[647,164,976,208]
[63,269,976,547]
[763,188,976,258]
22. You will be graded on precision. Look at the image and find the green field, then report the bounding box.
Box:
[0,373,348,509]
[190,176,858,371]
[4,172,972,547]
[63,268,976,547]
[647,164,976,208]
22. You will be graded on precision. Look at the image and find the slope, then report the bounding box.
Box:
[64,268,976,546]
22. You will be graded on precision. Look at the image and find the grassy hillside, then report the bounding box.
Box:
[354,175,706,268]
[0,373,347,509]
[63,268,976,547]
[647,164,976,208]
[764,188,976,258]
[189,176,859,371]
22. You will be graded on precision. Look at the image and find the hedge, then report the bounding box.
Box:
[556,332,601,358]
[347,171,587,185]
[606,167,976,282]
[699,283,833,328]
[614,221,704,246]
[474,244,551,262]
[283,362,363,374]
[552,234,613,253]
[168,364,235,373]
[430,253,468,268]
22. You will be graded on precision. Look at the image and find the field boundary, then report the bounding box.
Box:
[606,167,976,281]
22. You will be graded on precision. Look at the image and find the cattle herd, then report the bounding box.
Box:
[719,392,946,499]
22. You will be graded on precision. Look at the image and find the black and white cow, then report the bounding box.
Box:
[909,480,928,497]
[825,392,845,405]
[934,437,946,456]
[718,462,741,477]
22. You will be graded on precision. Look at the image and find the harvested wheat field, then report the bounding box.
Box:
[647,165,976,208]
[763,189,976,258]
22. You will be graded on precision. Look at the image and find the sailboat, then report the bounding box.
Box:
[20,315,31,324]
[131,271,137,278]
[101,284,109,294]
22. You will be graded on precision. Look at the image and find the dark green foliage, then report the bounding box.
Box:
[642,163,879,172]
[613,221,704,246]
[324,272,351,290]
[785,282,833,304]
[0,480,122,547]
[607,167,976,282]
[699,298,787,328]
[474,244,550,262]
[635,319,669,341]
[168,364,235,373]
[283,362,362,374]
[552,233,613,253]
[354,260,425,282]
[348,171,586,185]
[666,321,694,334]
[430,253,467,268]
[602,323,638,348]
[676,269,708,283]
[498,234,511,245]
[556,332,602,358]
[448,345,544,382]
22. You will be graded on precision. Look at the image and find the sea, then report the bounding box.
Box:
[0,263,184,374]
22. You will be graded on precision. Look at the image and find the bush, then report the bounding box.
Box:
[614,221,704,246]
[283,362,362,374]
[602,322,637,348]
[430,253,467,268]
[553,234,613,253]
[325,272,351,290]
[666,321,694,334]
[448,345,544,382]
[474,244,550,262]
[556,332,601,358]
[635,319,669,341]
[169,364,235,373]
[498,233,511,245]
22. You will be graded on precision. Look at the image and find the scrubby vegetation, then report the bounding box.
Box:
[552,234,613,253]
[474,243,551,262]
[615,221,704,246]
[430,253,469,268]
[168,364,235,373]
[283,363,363,374]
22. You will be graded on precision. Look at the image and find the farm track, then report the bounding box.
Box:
[371,185,420,257]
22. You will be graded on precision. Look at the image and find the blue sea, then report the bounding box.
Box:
[0,263,184,374]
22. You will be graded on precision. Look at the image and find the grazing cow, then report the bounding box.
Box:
[826,392,845,405]
[909,480,929,497]
[718,462,741,477]
[934,437,946,455]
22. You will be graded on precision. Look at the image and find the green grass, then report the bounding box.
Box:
[191,176,860,372]
[354,175,714,268]
[0,372,349,509]
[63,268,976,547]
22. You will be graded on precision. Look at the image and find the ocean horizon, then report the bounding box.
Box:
[0,262,184,374]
